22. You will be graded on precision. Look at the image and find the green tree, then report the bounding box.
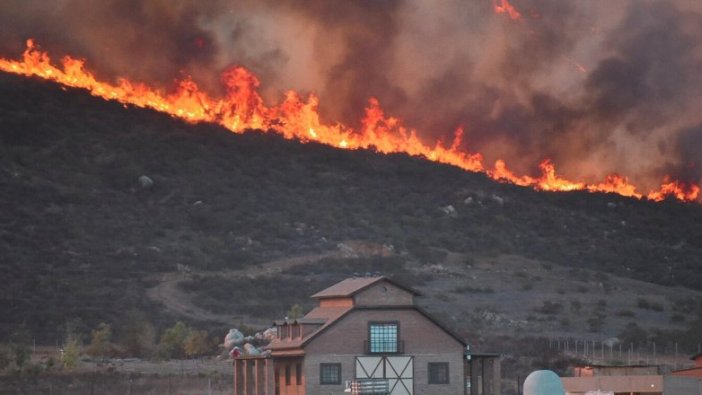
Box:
[287,304,304,320]
[62,338,81,369]
[9,329,31,372]
[158,322,189,359]
[119,309,156,357]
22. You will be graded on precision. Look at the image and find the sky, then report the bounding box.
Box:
[1,0,701,190]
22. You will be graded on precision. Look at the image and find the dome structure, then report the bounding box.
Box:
[523,370,565,395]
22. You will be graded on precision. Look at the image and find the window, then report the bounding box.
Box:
[296,363,302,385]
[369,322,398,353]
[428,362,449,384]
[285,365,291,385]
[320,363,341,385]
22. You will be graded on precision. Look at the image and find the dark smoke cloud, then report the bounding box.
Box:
[1,0,701,190]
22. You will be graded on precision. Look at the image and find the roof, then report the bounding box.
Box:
[691,352,702,361]
[310,276,420,299]
[267,305,354,351]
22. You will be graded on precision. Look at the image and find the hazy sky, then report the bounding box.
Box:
[1,0,701,190]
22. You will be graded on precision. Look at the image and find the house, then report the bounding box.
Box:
[232,276,501,395]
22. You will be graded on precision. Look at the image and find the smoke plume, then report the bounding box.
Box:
[1,0,701,190]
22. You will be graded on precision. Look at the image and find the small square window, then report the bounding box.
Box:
[428,362,449,384]
[320,363,341,385]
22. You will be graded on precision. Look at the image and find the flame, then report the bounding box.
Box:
[647,178,700,202]
[493,0,522,20]
[0,40,699,203]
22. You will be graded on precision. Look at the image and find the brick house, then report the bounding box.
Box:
[233,276,500,395]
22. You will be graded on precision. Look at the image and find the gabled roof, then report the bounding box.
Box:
[310,276,420,299]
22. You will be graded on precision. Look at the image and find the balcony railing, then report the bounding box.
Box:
[364,340,405,354]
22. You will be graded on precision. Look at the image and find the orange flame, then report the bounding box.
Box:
[0,40,698,203]
[493,0,522,20]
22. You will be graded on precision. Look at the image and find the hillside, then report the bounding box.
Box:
[1,73,702,354]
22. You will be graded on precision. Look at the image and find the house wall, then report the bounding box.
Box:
[664,376,702,395]
[302,308,464,395]
[353,281,414,307]
[274,358,304,395]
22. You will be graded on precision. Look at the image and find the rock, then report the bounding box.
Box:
[440,205,457,217]
[138,175,153,188]
[464,197,474,205]
[491,194,504,206]
[607,202,617,208]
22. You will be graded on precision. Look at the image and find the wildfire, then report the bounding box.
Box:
[0,40,699,203]
[493,0,522,20]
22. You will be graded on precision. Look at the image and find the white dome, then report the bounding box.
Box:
[523,370,565,395]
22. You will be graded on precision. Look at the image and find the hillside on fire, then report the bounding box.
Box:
[1,72,702,354]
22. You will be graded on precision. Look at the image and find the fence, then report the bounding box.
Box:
[547,337,702,371]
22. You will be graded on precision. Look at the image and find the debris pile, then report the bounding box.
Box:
[224,327,276,359]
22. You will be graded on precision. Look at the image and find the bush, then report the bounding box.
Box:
[637,298,664,312]
[535,301,563,315]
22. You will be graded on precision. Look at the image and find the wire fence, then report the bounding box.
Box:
[547,337,702,371]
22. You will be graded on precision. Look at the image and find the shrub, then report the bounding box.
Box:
[616,309,635,317]
[452,285,495,294]
[535,301,563,315]
[636,298,664,312]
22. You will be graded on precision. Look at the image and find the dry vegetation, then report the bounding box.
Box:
[1,73,702,389]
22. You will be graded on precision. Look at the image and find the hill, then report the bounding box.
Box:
[1,73,702,355]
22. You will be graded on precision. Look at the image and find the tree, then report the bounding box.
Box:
[118,309,156,358]
[9,329,31,372]
[184,330,211,358]
[62,338,81,369]
[287,304,304,320]
[158,322,189,359]
[86,323,112,361]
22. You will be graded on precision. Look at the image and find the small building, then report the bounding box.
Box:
[233,276,501,395]
[563,362,702,395]
[671,353,702,378]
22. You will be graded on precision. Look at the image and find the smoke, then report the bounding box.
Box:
[1,0,701,189]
